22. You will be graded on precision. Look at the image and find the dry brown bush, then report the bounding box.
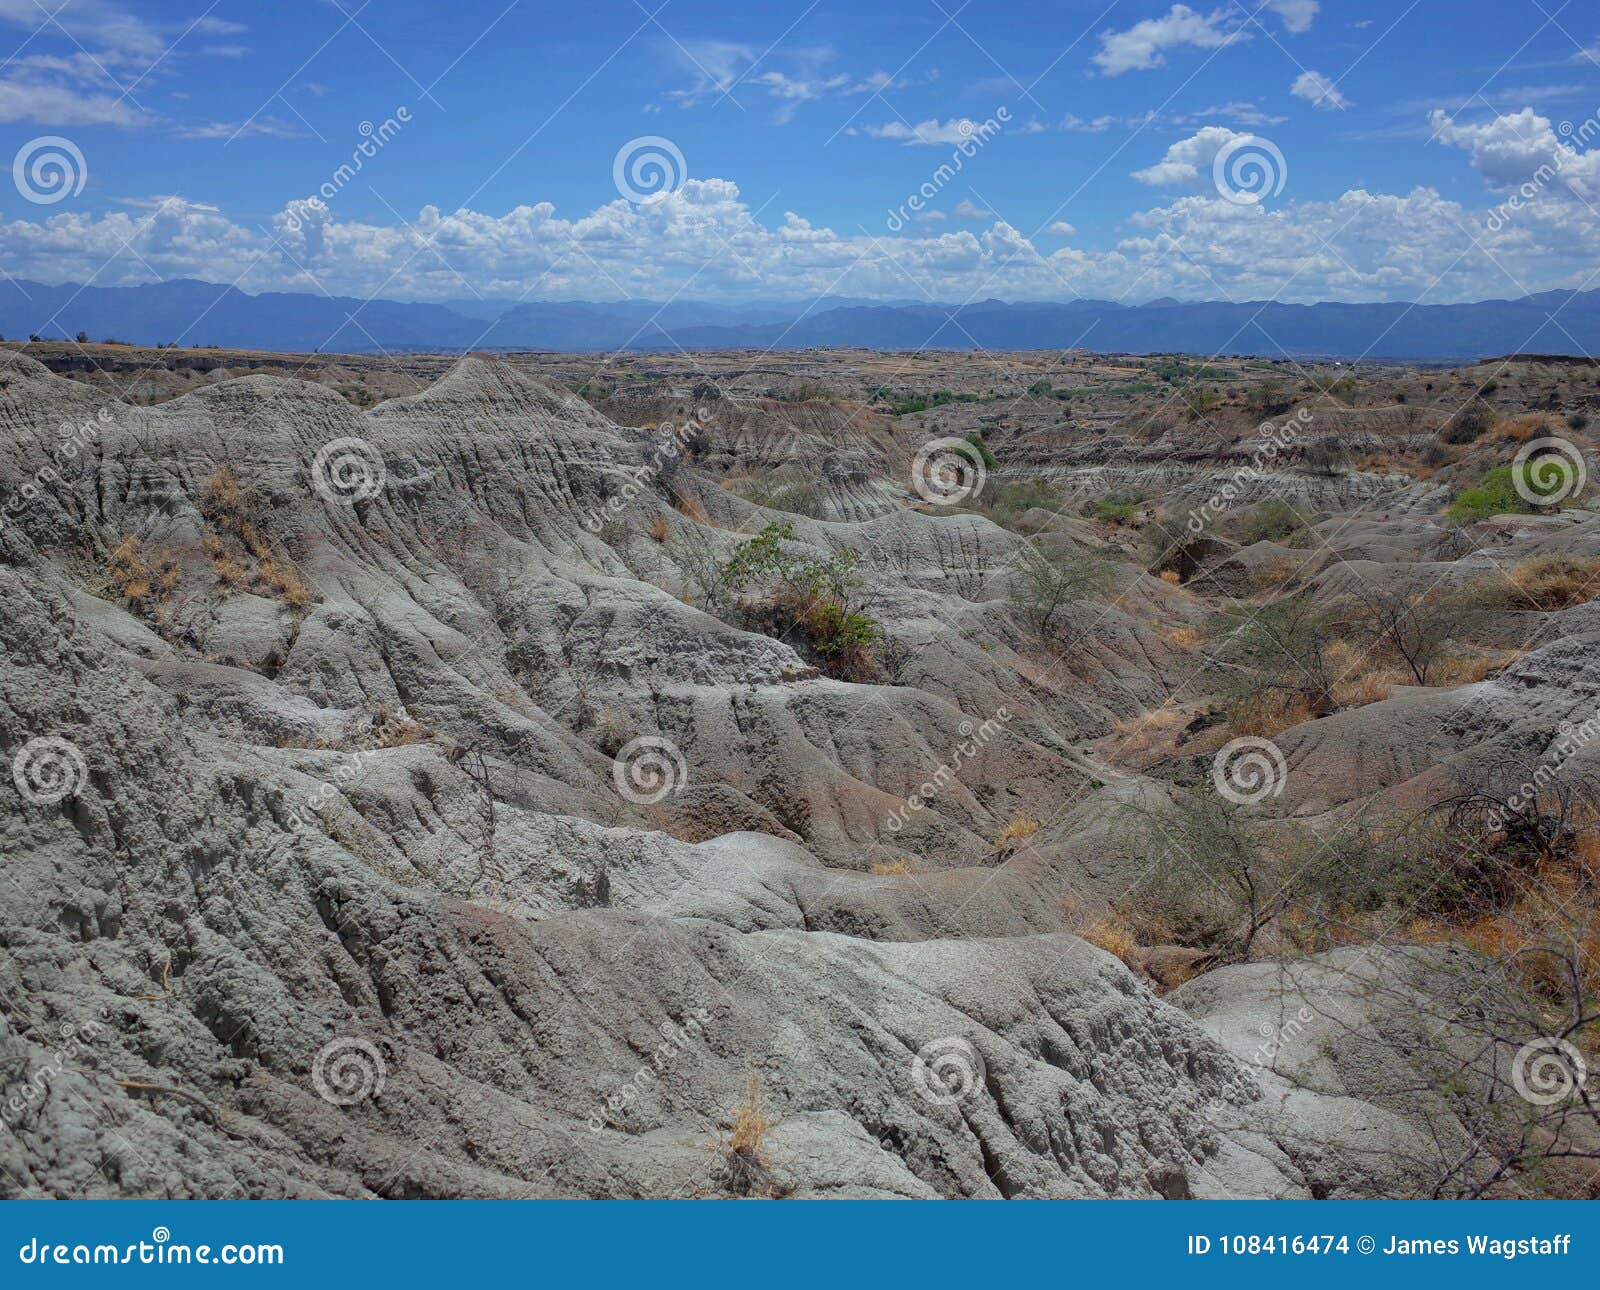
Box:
[1503,554,1600,611]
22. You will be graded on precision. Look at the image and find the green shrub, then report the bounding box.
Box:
[1446,466,1534,521]
[1008,539,1115,642]
[1183,386,1221,420]
[963,431,997,471]
[720,522,880,677]
[1245,382,1293,418]
[1089,496,1138,526]
[978,479,1066,530]
[733,477,830,519]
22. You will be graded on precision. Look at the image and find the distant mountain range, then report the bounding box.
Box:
[2,278,1596,361]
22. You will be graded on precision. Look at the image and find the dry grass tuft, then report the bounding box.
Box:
[719,1076,775,1197]
[1326,638,1402,709]
[1249,557,1301,592]
[1406,846,1600,1004]
[991,813,1041,856]
[203,465,246,531]
[1431,648,1521,686]
[1165,625,1204,649]
[1354,451,1437,481]
[672,492,709,524]
[869,858,917,875]
[258,554,313,610]
[199,466,315,610]
[367,704,434,748]
[649,513,671,543]
[1080,918,1139,967]
[1107,705,1190,763]
[1491,413,1558,443]
[1505,554,1600,611]
[1227,690,1315,739]
[107,536,181,608]
[1159,568,1182,585]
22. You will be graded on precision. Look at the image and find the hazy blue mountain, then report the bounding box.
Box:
[2,278,1595,360]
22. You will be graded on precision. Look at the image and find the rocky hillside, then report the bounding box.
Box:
[1,350,1596,1198]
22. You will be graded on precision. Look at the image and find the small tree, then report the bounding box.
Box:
[671,524,731,612]
[720,521,879,676]
[1124,791,1288,961]
[1339,584,1479,686]
[1207,596,1337,717]
[1007,538,1114,643]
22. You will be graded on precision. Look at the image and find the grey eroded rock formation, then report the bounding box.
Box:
[0,352,1571,1198]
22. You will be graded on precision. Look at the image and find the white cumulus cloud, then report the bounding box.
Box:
[1264,0,1319,34]
[1131,126,1250,187]
[1093,5,1243,76]
[1431,107,1600,200]
[1291,70,1349,111]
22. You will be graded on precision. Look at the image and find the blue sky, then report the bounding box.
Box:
[1,0,1598,306]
